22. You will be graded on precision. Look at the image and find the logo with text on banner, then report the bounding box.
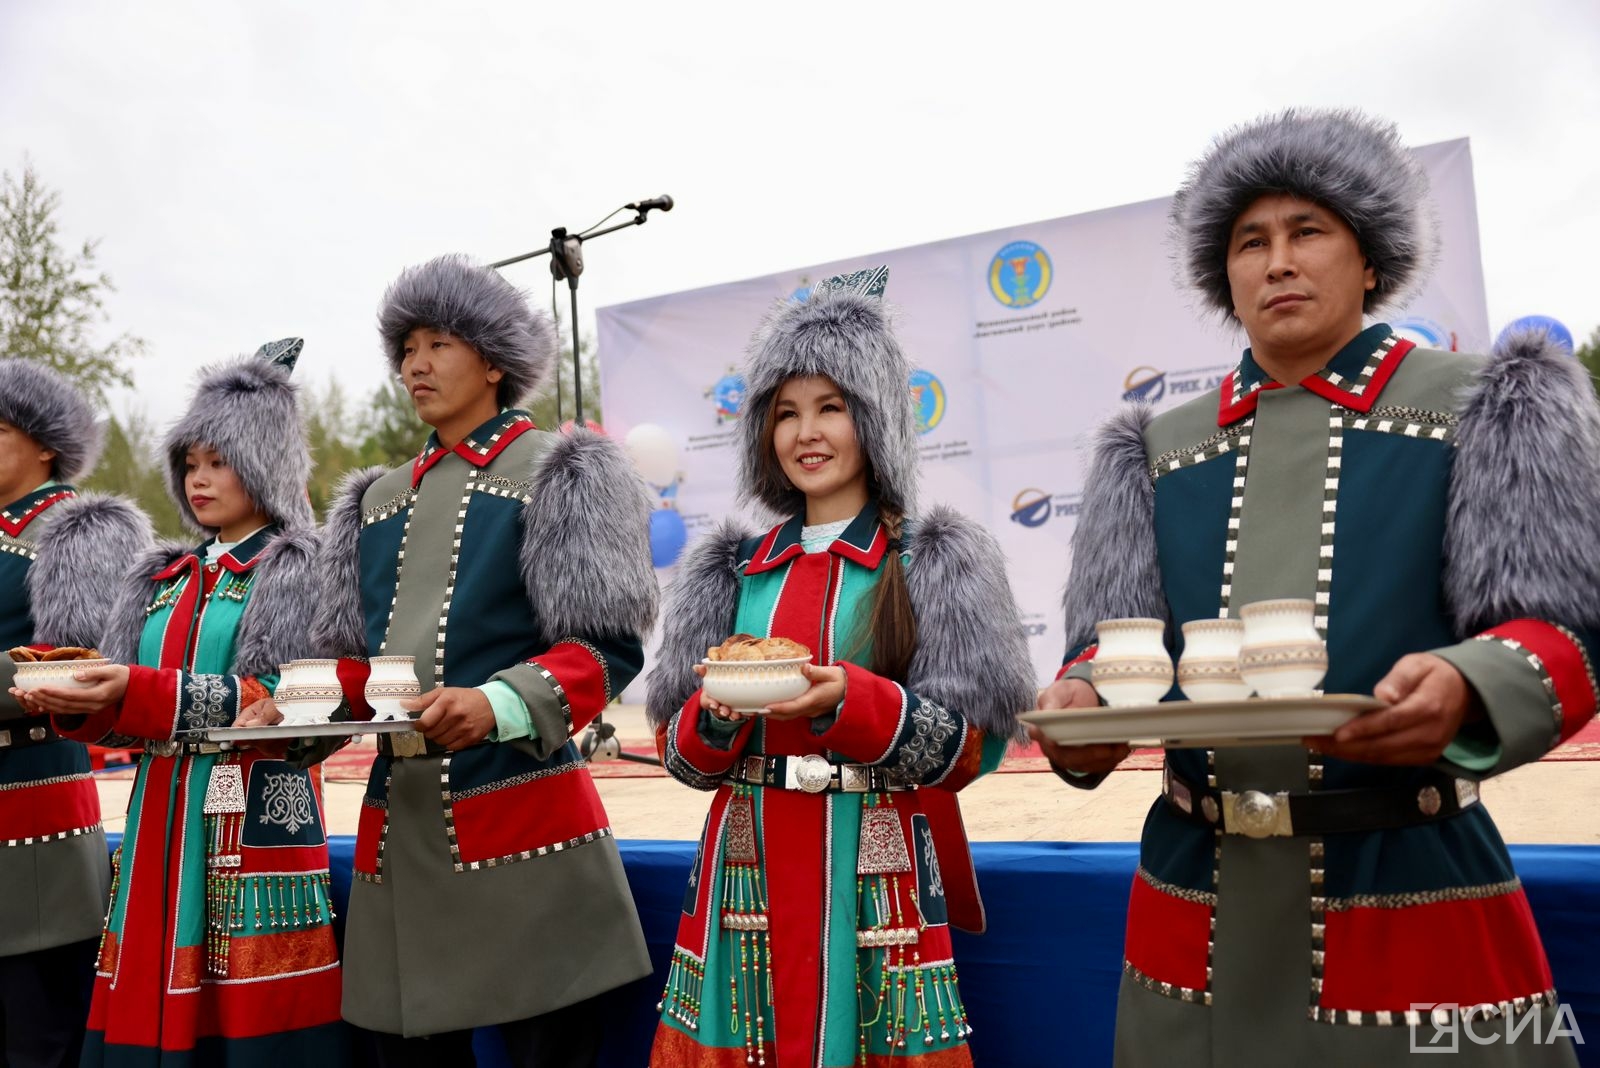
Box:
[1123,364,1232,405]
[989,240,1052,309]
[704,368,746,424]
[1393,316,1457,352]
[1010,488,1082,529]
[909,369,946,435]
[1124,367,1167,404]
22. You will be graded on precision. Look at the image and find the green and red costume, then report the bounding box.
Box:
[652,505,1027,1068]
[1059,325,1598,1066]
[58,527,344,1066]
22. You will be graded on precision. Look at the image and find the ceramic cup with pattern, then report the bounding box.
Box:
[1090,618,1173,707]
[1238,599,1327,697]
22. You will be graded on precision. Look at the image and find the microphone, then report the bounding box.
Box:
[627,195,674,215]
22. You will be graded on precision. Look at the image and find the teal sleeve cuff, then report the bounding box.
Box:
[481,680,539,743]
[1441,722,1502,773]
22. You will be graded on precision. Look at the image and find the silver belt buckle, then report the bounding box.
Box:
[838,764,872,792]
[146,739,180,758]
[788,754,833,794]
[1222,789,1293,837]
[387,730,429,758]
[742,756,766,785]
[0,729,10,748]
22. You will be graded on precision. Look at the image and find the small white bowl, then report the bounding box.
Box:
[13,658,112,691]
[701,657,812,713]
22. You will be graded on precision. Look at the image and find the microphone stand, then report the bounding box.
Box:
[490,203,666,426]
[491,201,671,768]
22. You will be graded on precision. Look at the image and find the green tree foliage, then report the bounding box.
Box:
[81,410,185,540]
[357,377,427,470]
[302,378,365,517]
[1575,325,1600,393]
[0,163,143,403]
[528,321,602,430]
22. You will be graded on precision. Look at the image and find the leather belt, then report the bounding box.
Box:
[1162,766,1480,838]
[376,731,444,759]
[144,739,226,757]
[727,754,913,795]
[0,722,63,750]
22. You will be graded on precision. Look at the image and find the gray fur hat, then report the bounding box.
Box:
[1170,108,1437,319]
[163,346,313,533]
[737,270,919,519]
[378,254,558,408]
[0,359,103,483]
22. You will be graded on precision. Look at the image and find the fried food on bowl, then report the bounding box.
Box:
[705,634,812,662]
[8,646,103,664]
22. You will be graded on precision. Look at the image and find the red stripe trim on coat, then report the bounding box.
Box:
[447,765,608,864]
[1123,872,1212,993]
[1319,887,1553,1012]
[532,641,609,733]
[0,490,73,538]
[1483,619,1599,742]
[1057,643,1098,681]
[0,775,99,838]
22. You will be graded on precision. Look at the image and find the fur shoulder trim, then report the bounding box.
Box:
[1445,329,1600,632]
[522,429,658,644]
[645,519,754,727]
[232,527,322,678]
[1061,405,1167,651]
[905,506,1034,740]
[27,494,154,648]
[102,542,189,665]
[310,466,388,658]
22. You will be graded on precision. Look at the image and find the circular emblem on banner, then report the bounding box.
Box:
[1010,488,1053,528]
[989,240,1052,309]
[1123,366,1167,403]
[711,372,746,421]
[1392,316,1454,351]
[909,369,946,436]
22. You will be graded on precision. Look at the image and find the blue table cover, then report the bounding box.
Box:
[105,836,1599,1065]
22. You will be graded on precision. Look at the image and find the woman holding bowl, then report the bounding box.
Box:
[646,270,1035,1068]
[15,340,345,1066]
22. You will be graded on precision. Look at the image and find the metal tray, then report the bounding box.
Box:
[176,718,420,744]
[1020,694,1385,748]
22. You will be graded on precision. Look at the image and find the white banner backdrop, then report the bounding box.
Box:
[598,140,1487,700]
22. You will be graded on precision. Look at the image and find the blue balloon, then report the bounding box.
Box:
[649,508,688,568]
[1498,315,1575,355]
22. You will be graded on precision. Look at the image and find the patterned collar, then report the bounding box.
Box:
[745,501,889,575]
[1217,324,1415,425]
[412,410,537,486]
[0,485,75,539]
[153,524,281,580]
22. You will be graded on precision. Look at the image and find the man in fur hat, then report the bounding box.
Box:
[308,255,656,1066]
[0,360,151,1068]
[1034,109,1598,1066]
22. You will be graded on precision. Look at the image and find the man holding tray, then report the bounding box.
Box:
[308,255,657,1067]
[0,360,151,1068]
[1034,109,1600,1066]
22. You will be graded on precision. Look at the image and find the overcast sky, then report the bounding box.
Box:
[3,0,1596,430]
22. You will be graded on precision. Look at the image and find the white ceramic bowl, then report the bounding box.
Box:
[13,658,112,691]
[700,657,812,713]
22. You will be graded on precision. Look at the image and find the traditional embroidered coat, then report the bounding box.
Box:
[313,411,656,1037]
[649,503,1034,1068]
[57,525,345,1066]
[0,488,147,958]
[1058,325,1600,1067]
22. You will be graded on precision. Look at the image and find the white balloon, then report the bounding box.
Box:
[624,423,680,486]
